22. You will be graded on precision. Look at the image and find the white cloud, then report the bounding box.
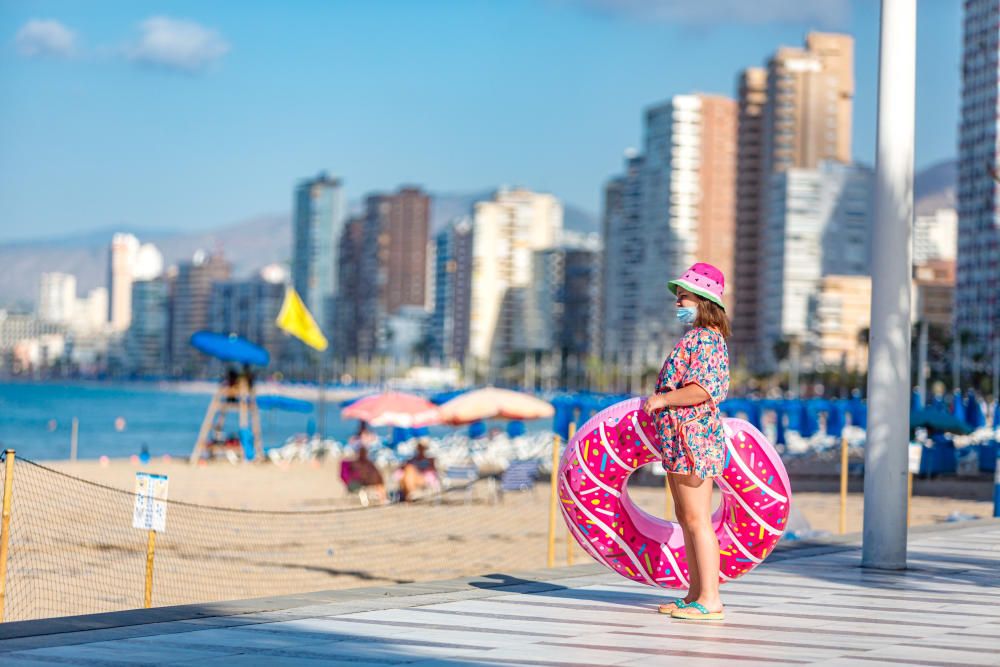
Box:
[573,0,850,27]
[15,19,77,58]
[127,16,229,73]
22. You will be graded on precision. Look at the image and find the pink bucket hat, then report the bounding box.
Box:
[668,262,726,311]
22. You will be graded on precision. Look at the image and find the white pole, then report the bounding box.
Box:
[863,0,916,570]
[70,417,79,462]
[953,333,961,392]
[993,335,999,406]
[917,320,928,408]
[790,337,801,399]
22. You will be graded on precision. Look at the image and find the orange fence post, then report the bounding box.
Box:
[0,450,16,622]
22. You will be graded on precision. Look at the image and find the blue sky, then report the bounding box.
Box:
[0,0,962,242]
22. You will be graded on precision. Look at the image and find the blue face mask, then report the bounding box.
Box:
[676,306,697,324]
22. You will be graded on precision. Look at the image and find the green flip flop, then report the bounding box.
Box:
[670,601,725,621]
[657,598,688,614]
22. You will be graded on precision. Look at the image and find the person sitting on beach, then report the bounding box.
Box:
[223,368,240,403]
[398,440,439,501]
[348,421,379,451]
[346,446,387,505]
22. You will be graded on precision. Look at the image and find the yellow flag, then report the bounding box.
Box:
[275,287,329,351]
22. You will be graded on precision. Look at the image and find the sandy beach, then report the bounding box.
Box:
[2,455,993,623]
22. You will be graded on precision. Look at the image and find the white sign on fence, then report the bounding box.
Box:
[133,472,168,532]
[908,444,922,475]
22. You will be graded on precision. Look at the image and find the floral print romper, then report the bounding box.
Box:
[653,327,730,479]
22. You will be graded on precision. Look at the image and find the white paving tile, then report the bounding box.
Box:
[470,644,638,665]
[619,656,776,667]
[544,631,848,663]
[750,601,974,627]
[860,643,1000,666]
[119,625,344,650]
[906,632,1000,651]
[609,625,891,651]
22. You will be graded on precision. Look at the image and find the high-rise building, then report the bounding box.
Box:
[524,250,564,354]
[956,0,1000,358]
[431,216,473,364]
[127,279,170,377]
[761,34,854,175]
[168,252,231,375]
[210,268,287,366]
[526,238,601,385]
[38,273,108,334]
[37,273,77,324]
[760,161,872,363]
[642,95,737,310]
[562,242,602,363]
[333,187,431,361]
[333,216,365,359]
[696,97,739,296]
[733,32,854,366]
[601,154,644,362]
[108,234,139,331]
[292,173,346,337]
[107,233,163,331]
[732,68,769,362]
[375,187,430,315]
[913,260,955,329]
[357,187,431,359]
[0,311,63,357]
[914,208,958,266]
[76,288,109,333]
[810,275,872,370]
[602,93,736,366]
[383,306,431,364]
[469,188,562,367]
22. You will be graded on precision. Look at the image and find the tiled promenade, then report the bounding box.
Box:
[1,520,998,666]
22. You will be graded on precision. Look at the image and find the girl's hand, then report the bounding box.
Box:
[642,393,669,414]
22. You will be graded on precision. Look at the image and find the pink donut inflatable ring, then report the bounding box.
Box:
[558,397,791,588]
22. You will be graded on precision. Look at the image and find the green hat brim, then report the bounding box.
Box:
[668,278,726,311]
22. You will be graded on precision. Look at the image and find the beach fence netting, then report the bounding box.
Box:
[0,452,561,623]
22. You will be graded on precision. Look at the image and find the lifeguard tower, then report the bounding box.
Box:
[188,332,270,464]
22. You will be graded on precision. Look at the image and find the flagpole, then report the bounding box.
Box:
[275,285,330,438]
[317,350,326,438]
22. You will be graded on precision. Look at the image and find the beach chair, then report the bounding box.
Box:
[496,460,539,502]
[442,464,480,504]
[340,460,384,507]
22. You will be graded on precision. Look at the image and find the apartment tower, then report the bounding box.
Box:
[956,0,1000,362]
[732,32,855,367]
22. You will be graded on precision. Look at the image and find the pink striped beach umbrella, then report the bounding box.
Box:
[341,391,442,428]
[437,387,554,425]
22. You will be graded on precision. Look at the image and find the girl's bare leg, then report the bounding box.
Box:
[669,473,699,603]
[673,472,722,612]
[657,473,696,613]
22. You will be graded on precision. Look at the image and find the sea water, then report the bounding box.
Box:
[1,382,379,460]
[0,382,550,461]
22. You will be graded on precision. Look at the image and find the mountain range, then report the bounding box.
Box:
[0,161,957,309]
[0,192,599,308]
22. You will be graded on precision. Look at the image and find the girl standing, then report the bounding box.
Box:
[641,262,731,622]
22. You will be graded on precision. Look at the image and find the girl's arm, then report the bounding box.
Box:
[643,384,710,413]
[662,384,710,407]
